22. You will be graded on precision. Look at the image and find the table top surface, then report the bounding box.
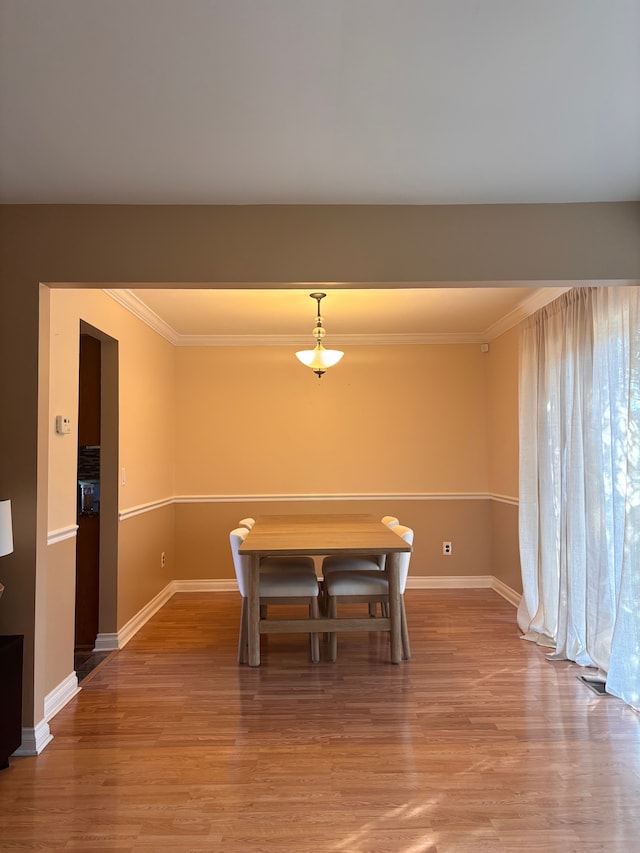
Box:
[238,513,412,557]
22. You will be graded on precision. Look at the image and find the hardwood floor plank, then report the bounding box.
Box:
[1,590,639,852]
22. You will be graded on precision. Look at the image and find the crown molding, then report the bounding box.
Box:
[483,281,640,341]
[106,284,638,347]
[483,286,572,340]
[104,289,180,344]
[102,288,507,346]
[103,289,496,345]
[172,331,489,346]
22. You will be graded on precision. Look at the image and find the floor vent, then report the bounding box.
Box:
[578,675,608,696]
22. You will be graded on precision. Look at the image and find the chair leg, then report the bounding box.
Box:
[238,597,248,664]
[319,579,327,615]
[328,596,338,662]
[309,598,320,663]
[400,596,411,660]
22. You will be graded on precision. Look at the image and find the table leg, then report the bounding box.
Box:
[386,552,402,664]
[248,554,261,666]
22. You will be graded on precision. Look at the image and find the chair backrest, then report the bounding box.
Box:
[229,527,250,596]
[392,525,414,592]
[372,517,400,567]
[238,517,255,530]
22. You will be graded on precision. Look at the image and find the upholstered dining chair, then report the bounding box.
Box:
[321,515,401,614]
[323,525,414,662]
[322,515,401,577]
[229,527,321,664]
[237,518,317,577]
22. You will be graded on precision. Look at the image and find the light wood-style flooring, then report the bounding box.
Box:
[2,590,639,852]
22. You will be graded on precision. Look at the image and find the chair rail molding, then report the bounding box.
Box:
[172,491,500,505]
[47,524,79,546]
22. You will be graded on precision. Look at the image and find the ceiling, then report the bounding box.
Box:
[1,1,638,206]
[108,285,574,344]
[2,2,638,338]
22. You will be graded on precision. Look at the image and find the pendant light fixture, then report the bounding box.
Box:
[295,292,344,378]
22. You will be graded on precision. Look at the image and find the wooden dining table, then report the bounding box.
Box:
[238,513,412,666]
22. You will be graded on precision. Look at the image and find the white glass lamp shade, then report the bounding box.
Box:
[296,292,344,377]
[0,500,13,557]
[295,343,344,374]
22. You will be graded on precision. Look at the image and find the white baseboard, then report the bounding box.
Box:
[117,582,176,648]
[13,719,53,757]
[174,578,520,603]
[94,582,235,657]
[44,672,80,721]
[490,576,521,607]
[12,676,79,757]
[407,574,520,607]
[173,579,237,593]
[41,593,173,737]
[94,633,120,652]
[174,577,520,601]
[407,575,493,589]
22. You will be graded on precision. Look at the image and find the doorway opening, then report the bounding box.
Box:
[74,322,119,682]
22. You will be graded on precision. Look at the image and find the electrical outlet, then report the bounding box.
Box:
[160,552,166,567]
[55,415,72,435]
[443,541,452,555]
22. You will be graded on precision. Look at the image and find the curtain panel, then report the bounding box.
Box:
[518,286,640,710]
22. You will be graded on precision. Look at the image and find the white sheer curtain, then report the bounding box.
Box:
[518,286,640,710]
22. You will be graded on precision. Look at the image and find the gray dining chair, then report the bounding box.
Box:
[237,518,317,577]
[321,515,401,614]
[229,527,321,664]
[322,515,401,577]
[323,525,414,662]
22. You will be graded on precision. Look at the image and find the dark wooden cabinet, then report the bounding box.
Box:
[0,635,23,769]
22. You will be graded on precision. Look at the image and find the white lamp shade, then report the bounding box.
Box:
[0,500,14,557]
[295,343,344,371]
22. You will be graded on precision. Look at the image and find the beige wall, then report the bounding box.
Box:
[174,344,489,495]
[486,325,520,499]
[2,203,639,283]
[1,202,639,733]
[49,289,176,528]
[485,325,522,589]
[177,497,493,585]
[117,505,175,626]
[43,288,177,701]
[173,326,519,589]
[172,342,492,585]
[490,501,521,593]
[46,287,182,628]
[44,539,77,694]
